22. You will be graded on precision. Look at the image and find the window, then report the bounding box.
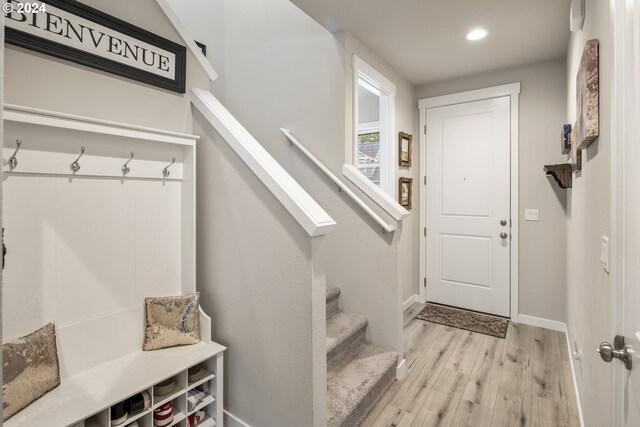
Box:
[353,56,396,195]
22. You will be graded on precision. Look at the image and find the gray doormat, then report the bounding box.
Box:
[416,303,509,339]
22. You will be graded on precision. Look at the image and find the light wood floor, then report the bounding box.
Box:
[361,303,581,427]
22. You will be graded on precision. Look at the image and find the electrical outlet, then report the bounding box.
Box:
[525,209,539,221]
[601,236,610,273]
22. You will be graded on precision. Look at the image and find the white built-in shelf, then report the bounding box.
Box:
[189,394,216,415]
[199,416,217,427]
[4,103,199,146]
[167,411,187,427]
[188,368,216,390]
[121,407,151,426]
[154,388,186,409]
[4,342,225,427]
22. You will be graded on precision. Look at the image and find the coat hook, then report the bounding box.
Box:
[8,139,22,170]
[70,146,85,173]
[162,157,175,178]
[122,151,134,176]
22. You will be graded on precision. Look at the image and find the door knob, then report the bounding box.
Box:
[500,232,508,239]
[598,335,632,370]
[500,219,508,226]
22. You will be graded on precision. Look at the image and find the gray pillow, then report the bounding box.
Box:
[3,323,61,421]
[143,292,200,351]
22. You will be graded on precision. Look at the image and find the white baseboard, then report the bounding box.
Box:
[225,410,252,427]
[395,358,406,379]
[402,294,420,311]
[517,314,565,332]
[563,326,586,427]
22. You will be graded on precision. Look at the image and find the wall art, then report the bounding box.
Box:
[398,177,413,210]
[5,0,186,93]
[398,132,413,167]
[575,39,599,148]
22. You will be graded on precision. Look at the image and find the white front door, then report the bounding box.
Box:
[425,96,511,317]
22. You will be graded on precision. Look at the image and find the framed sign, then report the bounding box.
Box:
[5,0,187,93]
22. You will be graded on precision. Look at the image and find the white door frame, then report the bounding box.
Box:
[611,0,637,425]
[418,82,521,321]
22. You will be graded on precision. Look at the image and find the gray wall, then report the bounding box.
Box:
[191,0,412,359]
[5,0,210,134]
[340,32,421,306]
[416,58,568,323]
[565,1,614,425]
[194,113,323,427]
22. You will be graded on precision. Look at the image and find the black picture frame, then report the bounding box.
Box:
[5,0,187,93]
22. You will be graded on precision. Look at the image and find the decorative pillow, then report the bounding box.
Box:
[2,323,61,421]
[143,292,200,351]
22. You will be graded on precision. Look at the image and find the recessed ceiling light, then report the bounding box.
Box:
[466,28,488,41]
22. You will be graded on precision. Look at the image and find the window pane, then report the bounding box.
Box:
[358,132,381,184]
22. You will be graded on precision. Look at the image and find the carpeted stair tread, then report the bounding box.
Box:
[327,342,398,427]
[326,287,341,318]
[326,311,368,356]
[326,287,341,301]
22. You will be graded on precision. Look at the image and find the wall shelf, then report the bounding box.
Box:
[544,163,573,189]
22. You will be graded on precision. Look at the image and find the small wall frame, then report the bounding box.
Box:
[398,132,412,167]
[398,177,413,210]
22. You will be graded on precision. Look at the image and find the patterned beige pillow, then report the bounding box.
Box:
[143,292,201,351]
[3,323,61,421]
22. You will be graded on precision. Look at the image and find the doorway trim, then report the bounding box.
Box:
[418,82,521,321]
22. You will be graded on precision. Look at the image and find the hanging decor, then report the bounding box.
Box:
[398,177,413,210]
[398,132,413,167]
[575,39,599,149]
[5,0,186,93]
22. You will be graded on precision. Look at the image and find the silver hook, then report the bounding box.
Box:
[8,139,21,170]
[162,157,175,178]
[122,152,134,176]
[70,146,85,173]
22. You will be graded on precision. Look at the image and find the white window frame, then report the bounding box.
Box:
[352,55,396,196]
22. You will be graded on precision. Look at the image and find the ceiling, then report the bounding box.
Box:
[290,0,572,86]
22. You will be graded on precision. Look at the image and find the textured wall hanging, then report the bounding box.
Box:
[2,323,61,420]
[575,39,599,149]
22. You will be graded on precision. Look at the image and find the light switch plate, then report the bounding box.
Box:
[525,209,539,221]
[601,236,610,273]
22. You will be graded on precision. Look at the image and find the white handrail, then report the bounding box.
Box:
[280,129,395,234]
[191,89,336,237]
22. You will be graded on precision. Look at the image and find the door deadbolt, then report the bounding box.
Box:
[500,232,508,239]
[598,335,632,370]
[500,219,508,226]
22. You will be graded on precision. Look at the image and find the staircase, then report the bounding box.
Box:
[326,287,398,426]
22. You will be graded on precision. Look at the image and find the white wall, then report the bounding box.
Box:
[194,113,324,427]
[1,0,212,375]
[416,58,568,323]
[565,1,614,425]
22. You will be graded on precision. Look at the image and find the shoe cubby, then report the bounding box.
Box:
[109,388,153,427]
[184,357,219,427]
